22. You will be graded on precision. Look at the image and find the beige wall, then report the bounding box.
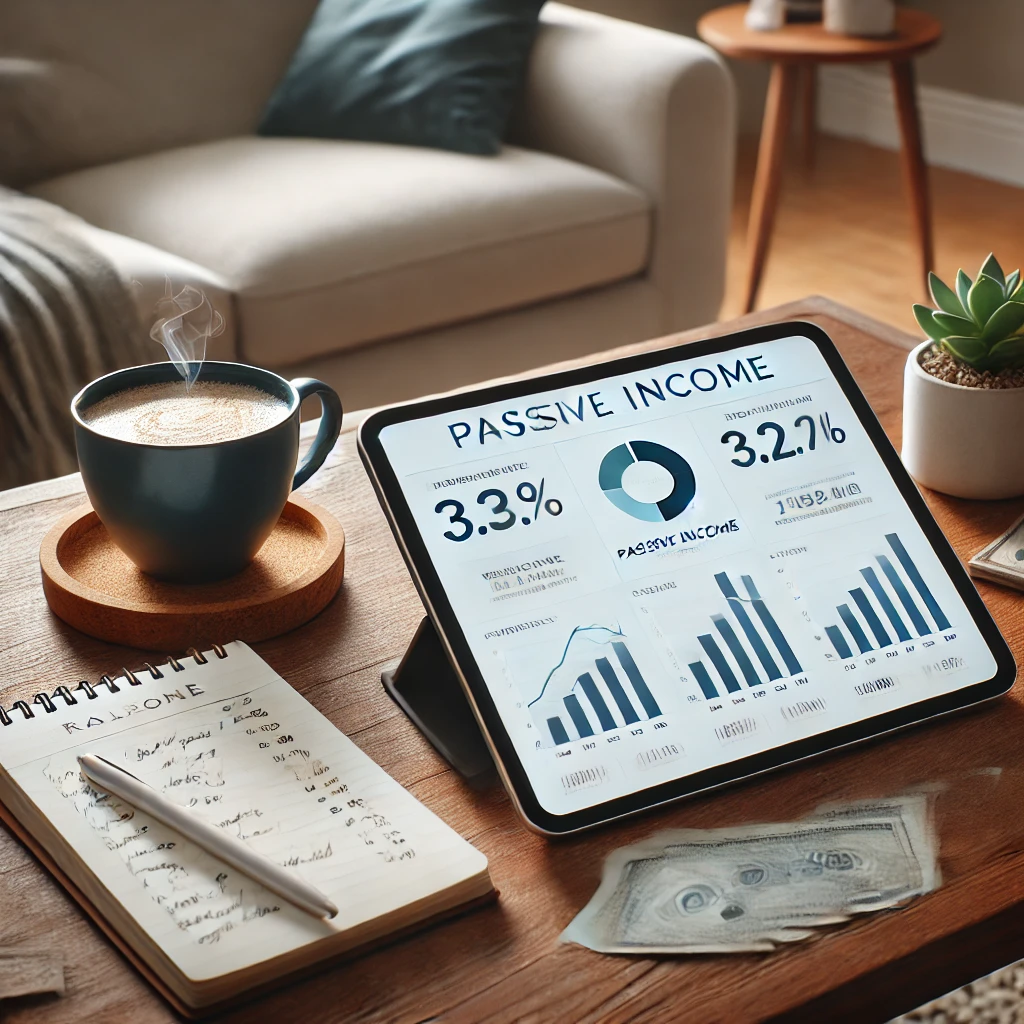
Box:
[569,1,1023,134]
[568,0,769,133]
[911,0,1023,105]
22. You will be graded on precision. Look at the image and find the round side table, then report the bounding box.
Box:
[698,4,942,312]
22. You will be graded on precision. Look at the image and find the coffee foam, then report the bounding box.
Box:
[81,380,290,445]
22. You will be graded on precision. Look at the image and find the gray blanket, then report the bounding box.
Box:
[0,190,150,489]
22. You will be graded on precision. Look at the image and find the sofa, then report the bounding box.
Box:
[2,1,735,410]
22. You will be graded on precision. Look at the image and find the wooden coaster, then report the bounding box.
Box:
[39,494,345,651]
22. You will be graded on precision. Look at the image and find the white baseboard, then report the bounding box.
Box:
[817,66,1024,189]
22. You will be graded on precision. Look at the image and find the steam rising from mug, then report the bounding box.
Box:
[149,279,225,390]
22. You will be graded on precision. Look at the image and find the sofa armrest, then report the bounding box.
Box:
[73,223,238,362]
[510,3,736,331]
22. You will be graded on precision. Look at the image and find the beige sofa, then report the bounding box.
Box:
[3,1,735,409]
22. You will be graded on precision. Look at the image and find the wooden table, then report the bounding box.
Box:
[4,297,1024,1024]
[698,5,943,313]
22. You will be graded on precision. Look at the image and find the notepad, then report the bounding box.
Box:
[0,643,491,1015]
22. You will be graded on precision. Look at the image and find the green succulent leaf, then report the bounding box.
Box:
[968,274,1005,328]
[940,336,989,367]
[955,269,973,312]
[1007,269,1022,299]
[928,272,967,317]
[933,311,982,337]
[982,300,1024,343]
[912,260,1024,371]
[979,253,1005,290]
[912,304,947,341]
[988,336,1024,368]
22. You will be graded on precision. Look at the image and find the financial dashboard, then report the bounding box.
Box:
[362,326,1012,832]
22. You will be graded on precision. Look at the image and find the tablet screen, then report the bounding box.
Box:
[376,334,1000,818]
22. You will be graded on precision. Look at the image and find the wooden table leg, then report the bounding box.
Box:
[891,59,934,298]
[743,62,799,313]
[801,64,816,169]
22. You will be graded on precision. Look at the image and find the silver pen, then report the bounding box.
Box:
[77,753,338,921]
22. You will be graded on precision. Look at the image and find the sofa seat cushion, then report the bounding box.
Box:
[30,136,651,367]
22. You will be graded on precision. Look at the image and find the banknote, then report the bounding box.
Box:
[562,798,938,954]
[969,512,1024,590]
[812,794,940,894]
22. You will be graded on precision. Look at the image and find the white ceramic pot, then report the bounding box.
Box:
[902,340,1024,499]
[823,0,895,36]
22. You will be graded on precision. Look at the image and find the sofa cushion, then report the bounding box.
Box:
[260,0,544,156]
[31,137,651,367]
[0,0,319,187]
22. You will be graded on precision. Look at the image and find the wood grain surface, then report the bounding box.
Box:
[38,494,345,651]
[721,136,1024,333]
[0,950,65,1000]
[3,298,1024,1024]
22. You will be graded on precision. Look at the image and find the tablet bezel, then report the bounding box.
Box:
[358,321,1016,835]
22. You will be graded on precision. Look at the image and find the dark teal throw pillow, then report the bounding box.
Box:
[259,0,546,155]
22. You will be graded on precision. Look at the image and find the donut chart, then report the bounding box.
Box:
[598,440,696,522]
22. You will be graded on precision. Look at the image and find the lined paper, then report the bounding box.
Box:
[2,644,486,982]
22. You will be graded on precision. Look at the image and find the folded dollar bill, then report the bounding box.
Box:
[562,796,938,955]
[969,512,1024,590]
[812,794,939,893]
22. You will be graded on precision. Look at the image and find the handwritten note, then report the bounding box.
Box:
[4,643,486,982]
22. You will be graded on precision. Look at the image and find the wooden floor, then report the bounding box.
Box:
[722,134,1024,333]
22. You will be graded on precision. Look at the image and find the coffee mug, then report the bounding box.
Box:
[71,361,343,583]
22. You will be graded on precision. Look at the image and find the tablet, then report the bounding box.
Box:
[359,322,1015,835]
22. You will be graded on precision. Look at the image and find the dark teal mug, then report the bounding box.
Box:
[71,361,342,583]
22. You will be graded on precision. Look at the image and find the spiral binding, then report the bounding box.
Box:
[0,644,228,727]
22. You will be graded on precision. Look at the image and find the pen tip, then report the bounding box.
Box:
[326,903,339,920]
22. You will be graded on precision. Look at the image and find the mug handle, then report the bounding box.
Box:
[290,378,343,490]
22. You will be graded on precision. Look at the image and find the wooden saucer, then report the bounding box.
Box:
[40,493,345,651]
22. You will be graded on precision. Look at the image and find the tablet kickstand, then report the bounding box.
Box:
[381,617,496,788]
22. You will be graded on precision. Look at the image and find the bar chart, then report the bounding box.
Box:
[521,625,664,746]
[823,533,950,660]
[684,572,803,701]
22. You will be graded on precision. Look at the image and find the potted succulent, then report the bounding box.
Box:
[902,254,1024,499]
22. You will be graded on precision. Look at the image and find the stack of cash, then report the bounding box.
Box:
[562,796,938,954]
